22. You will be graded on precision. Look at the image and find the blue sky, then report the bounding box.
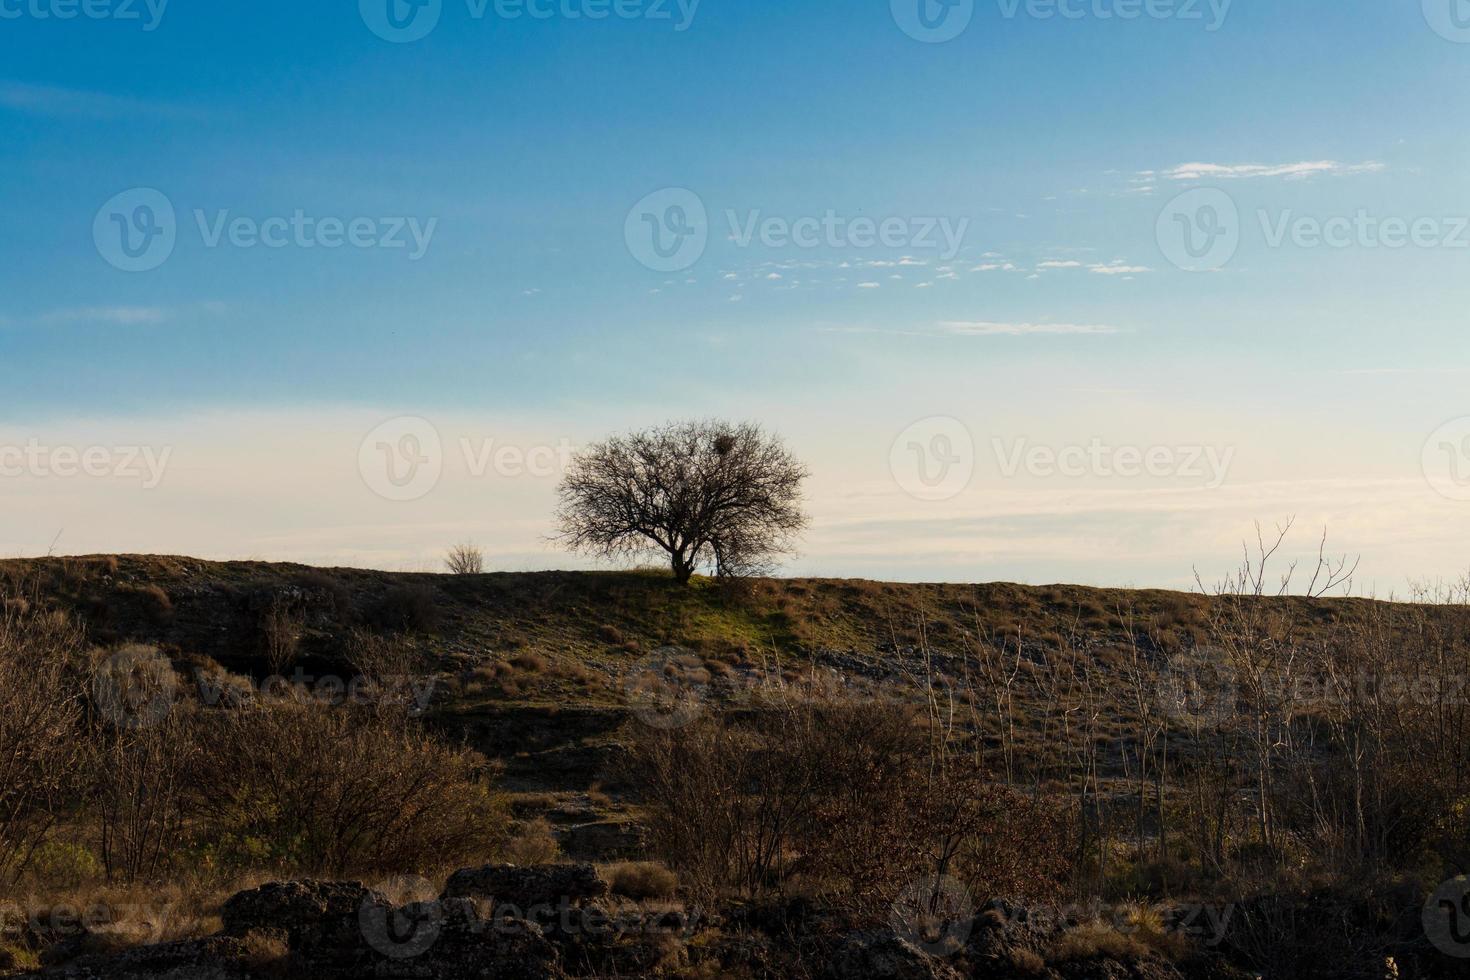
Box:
[1,0,1468,589]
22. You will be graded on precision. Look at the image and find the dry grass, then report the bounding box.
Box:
[604,861,679,900]
[499,817,562,866]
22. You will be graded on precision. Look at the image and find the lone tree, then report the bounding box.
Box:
[555,420,808,584]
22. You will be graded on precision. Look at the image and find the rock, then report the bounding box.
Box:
[561,820,647,860]
[220,881,379,940]
[826,930,964,980]
[441,864,609,911]
[18,936,256,979]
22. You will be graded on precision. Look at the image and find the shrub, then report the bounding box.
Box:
[0,608,87,887]
[444,544,485,575]
[628,686,1068,913]
[189,700,504,875]
[500,816,561,866]
[607,861,679,900]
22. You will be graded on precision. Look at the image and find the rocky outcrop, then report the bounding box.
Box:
[13,868,1252,980]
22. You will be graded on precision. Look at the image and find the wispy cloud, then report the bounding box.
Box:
[1155,160,1386,182]
[1088,261,1151,276]
[42,306,171,325]
[938,321,1121,337]
[0,81,203,121]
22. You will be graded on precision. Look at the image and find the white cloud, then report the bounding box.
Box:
[1088,261,1152,276]
[1156,160,1386,181]
[857,282,880,289]
[1037,260,1083,269]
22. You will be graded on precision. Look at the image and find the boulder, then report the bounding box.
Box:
[17,936,256,980]
[220,879,377,940]
[441,863,609,911]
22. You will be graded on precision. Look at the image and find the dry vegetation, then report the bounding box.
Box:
[1,547,1469,977]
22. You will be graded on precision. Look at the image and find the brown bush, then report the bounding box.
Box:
[444,544,485,575]
[0,607,87,887]
[188,699,504,876]
[499,816,562,866]
[628,685,1068,915]
[606,861,679,900]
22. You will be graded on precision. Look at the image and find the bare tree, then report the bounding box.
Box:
[555,420,808,584]
[444,543,485,575]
